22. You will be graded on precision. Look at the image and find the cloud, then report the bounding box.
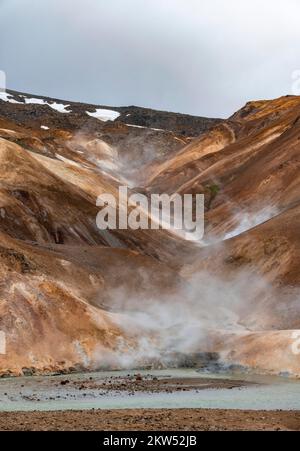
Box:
[0,0,300,117]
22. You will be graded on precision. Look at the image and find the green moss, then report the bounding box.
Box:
[206,184,220,209]
[208,184,220,196]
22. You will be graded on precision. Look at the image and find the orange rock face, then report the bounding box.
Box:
[0,91,299,376]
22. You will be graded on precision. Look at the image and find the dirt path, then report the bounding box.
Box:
[0,409,299,431]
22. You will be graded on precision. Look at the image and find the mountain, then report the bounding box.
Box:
[0,89,299,377]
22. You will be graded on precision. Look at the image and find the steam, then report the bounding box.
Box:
[223,206,279,240]
[100,268,271,369]
[66,131,134,186]
[63,130,288,372]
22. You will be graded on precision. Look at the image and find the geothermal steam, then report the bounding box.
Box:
[101,268,271,369]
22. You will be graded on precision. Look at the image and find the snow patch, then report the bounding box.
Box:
[24,97,71,113]
[86,108,120,122]
[41,125,50,130]
[126,123,166,132]
[0,92,71,113]
[0,92,22,104]
[23,97,45,105]
[49,102,71,113]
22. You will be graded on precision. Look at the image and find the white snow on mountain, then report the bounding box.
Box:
[0,92,22,104]
[86,108,120,122]
[125,123,165,132]
[23,97,71,113]
[0,92,71,113]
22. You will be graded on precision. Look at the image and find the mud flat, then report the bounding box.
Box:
[0,369,300,413]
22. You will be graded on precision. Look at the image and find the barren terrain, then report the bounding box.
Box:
[0,408,298,431]
[0,90,299,378]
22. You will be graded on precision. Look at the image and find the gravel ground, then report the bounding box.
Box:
[0,408,299,431]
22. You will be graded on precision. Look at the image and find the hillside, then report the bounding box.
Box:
[0,90,299,376]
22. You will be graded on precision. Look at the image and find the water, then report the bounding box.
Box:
[0,369,299,412]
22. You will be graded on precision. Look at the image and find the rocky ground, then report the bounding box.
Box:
[68,374,251,393]
[0,408,299,431]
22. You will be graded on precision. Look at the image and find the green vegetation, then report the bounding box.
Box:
[206,183,220,209]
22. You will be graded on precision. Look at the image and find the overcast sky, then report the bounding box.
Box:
[0,0,300,118]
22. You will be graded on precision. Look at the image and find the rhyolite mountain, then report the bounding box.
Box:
[0,89,299,377]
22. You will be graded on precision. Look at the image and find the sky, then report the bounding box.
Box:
[0,0,300,118]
